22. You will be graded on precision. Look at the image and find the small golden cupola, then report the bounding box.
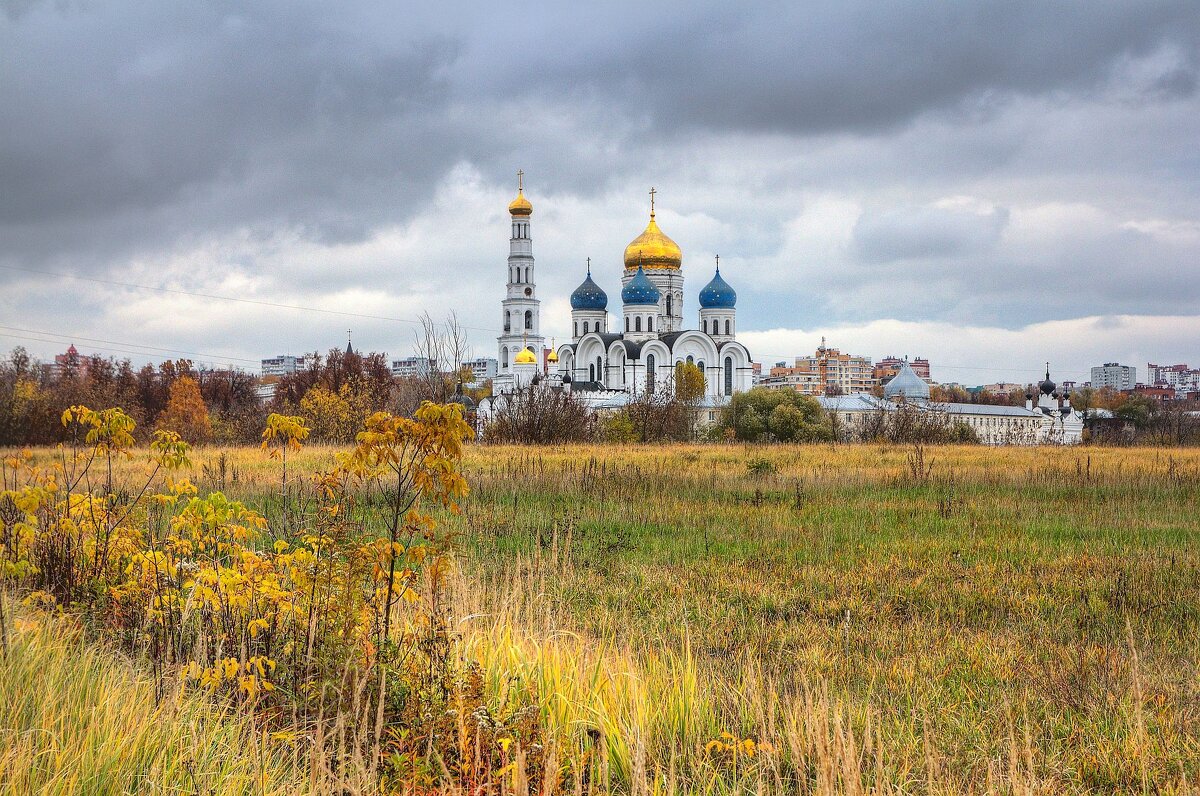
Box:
[623,187,681,270]
[514,347,537,364]
[508,169,533,216]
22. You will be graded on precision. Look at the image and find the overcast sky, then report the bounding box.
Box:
[2,1,1198,385]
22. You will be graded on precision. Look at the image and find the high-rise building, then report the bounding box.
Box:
[49,344,90,380]
[463,356,498,386]
[761,339,875,395]
[1148,363,1199,395]
[390,356,437,379]
[1090,362,1136,391]
[261,354,306,378]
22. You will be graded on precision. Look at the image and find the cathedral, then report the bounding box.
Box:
[490,177,754,403]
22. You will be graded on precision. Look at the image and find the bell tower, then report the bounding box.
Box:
[497,170,543,386]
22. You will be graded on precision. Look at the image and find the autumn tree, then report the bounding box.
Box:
[157,375,212,443]
[273,347,394,415]
[300,384,368,443]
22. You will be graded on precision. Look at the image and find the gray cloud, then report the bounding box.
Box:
[853,203,1010,262]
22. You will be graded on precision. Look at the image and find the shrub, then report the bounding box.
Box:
[719,388,832,442]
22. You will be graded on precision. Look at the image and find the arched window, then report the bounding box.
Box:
[703,319,708,334]
[524,310,533,330]
[625,316,630,332]
[502,347,509,368]
[596,356,604,386]
[574,321,579,337]
[666,295,673,317]
[697,360,705,376]
[646,354,656,393]
[687,355,694,365]
[725,319,731,336]
[583,321,589,334]
[589,363,595,381]
[647,316,653,332]
[504,311,511,332]
[724,357,734,396]
[635,316,642,332]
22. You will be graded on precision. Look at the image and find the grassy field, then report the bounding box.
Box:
[5,442,1200,793]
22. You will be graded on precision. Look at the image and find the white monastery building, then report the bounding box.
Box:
[489,180,754,403]
[819,361,1085,444]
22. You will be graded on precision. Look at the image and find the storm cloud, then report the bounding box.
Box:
[2,1,1198,383]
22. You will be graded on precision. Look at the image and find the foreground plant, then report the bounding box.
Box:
[1,401,554,793]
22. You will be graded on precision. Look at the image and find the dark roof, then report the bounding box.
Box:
[619,339,644,358]
[657,331,685,350]
[597,332,623,346]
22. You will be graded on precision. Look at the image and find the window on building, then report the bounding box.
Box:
[502,348,509,368]
[574,321,578,337]
[524,310,533,330]
[635,316,642,332]
[666,295,673,317]
[646,354,656,393]
[703,319,709,334]
[725,319,731,336]
[504,311,511,332]
[583,321,589,334]
[724,357,733,396]
[597,356,604,386]
[647,316,653,332]
[589,363,595,381]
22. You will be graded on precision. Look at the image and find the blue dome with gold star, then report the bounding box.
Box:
[698,266,736,309]
[621,265,660,305]
[570,269,608,310]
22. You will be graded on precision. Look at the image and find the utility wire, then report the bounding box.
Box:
[0,332,254,367]
[0,325,259,364]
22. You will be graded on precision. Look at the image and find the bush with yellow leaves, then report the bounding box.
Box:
[0,400,543,793]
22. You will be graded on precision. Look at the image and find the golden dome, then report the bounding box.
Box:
[623,212,681,270]
[547,349,559,363]
[508,189,532,216]
[514,347,537,364]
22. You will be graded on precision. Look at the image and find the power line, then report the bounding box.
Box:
[0,264,505,335]
[0,325,259,364]
[0,332,255,368]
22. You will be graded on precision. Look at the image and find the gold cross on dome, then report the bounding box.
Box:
[715,254,720,270]
[517,169,524,191]
[648,186,656,215]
